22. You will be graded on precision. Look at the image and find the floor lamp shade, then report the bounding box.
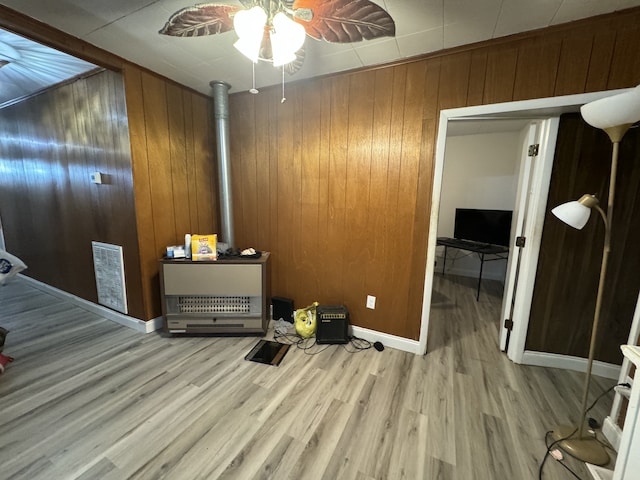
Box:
[551,201,592,230]
[580,84,640,129]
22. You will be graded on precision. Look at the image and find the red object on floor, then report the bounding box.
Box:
[0,353,13,373]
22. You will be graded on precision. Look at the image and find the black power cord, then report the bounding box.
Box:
[273,329,374,355]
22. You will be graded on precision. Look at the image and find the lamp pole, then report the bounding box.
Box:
[576,138,616,440]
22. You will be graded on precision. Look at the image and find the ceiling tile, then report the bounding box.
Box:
[384,0,444,35]
[494,0,564,37]
[441,0,504,48]
[1,0,159,37]
[551,0,640,24]
[354,38,401,66]
[396,28,444,58]
[444,0,502,23]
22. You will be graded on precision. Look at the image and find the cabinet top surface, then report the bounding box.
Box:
[622,345,640,366]
[160,251,270,265]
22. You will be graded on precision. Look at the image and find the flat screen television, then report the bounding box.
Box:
[454,208,513,246]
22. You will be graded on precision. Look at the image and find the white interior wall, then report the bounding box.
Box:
[436,130,520,281]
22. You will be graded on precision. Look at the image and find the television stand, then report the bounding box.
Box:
[436,237,509,300]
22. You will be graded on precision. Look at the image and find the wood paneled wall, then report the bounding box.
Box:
[228,8,640,341]
[123,67,217,320]
[0,6,217,322]
[0,70,146,318]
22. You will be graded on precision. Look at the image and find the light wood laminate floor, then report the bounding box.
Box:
[0,275,616,479]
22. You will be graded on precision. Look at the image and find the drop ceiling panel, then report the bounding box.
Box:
[493,0,564,37]
[397,28,443,58]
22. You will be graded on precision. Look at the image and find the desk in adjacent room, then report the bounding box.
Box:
[436,237,509,300]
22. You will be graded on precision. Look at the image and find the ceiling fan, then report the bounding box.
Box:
[159,0,396,75]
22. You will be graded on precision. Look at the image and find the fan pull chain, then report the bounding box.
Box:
[281,67,286,103]
[250,62,259,94]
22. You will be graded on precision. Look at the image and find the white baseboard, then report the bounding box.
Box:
[602,416,622,451]
[19,274,158,334]
[521,350,621,379]
[351,325,422,354]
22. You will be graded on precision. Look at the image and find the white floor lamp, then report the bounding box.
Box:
[550,84,640,465]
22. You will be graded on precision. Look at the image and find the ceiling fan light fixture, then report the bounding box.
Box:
[233,6,267,62]
[270,12,305,67]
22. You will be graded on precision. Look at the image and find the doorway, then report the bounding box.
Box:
[417,90,632,361]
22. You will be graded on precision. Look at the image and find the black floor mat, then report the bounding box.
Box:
[245,340,290,366]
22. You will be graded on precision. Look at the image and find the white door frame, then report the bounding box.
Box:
[418,89,632,360]
[499,121,541,352]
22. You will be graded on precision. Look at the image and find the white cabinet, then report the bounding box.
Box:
[159,253,271,335]
[613,345,640,480]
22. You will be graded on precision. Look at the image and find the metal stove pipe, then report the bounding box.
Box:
[210,80,234,249]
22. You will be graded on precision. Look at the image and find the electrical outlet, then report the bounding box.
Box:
[366,295,376,309]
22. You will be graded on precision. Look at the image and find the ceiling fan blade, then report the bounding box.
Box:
[293,0,395,43]
[159,4,240,37]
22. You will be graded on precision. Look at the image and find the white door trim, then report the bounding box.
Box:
[418,88,633,357]
[499,122,540,352]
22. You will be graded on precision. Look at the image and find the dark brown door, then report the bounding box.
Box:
[526,113,640,364]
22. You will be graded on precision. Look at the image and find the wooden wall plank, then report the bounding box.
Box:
[377,64,407,329]
[124,67,160,319]
[254,91,273,252]
[467,51,488,106]
[391,62,429,337]
[483,45,518,104]
[513,37,562,101]
[362,68,394,330]
[585,27,616,92]
[607,13,640,89]
[437,52,472,111]
[275,87,298,298]
[342,70,375,326]
[296,81,324,298]
[554,29,593,96]
[314,78,334,305]
[166,83,191,241]
[183,92,199,233]
[191,96,217,236]
[142,72,176,255]
[323,76,351,302]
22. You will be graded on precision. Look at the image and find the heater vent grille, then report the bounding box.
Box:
[177,296,250,314]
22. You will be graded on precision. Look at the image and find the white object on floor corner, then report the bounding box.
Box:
[586,463,614,480]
